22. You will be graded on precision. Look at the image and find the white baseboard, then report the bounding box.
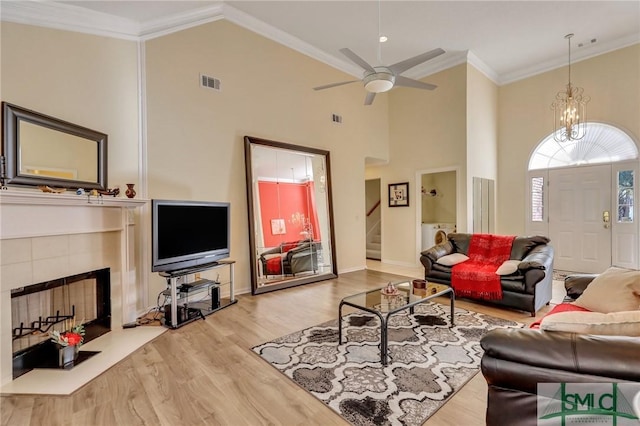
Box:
[338,265,366,274]
[380,259,421,268]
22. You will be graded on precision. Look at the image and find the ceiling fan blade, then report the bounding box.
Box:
[389,48,445,75]
[339,48,375,72]
[364,92,376,105]
[394,76,437,91]
[313,80,359,91]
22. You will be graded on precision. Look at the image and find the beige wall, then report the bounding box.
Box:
[367,64,467,266]
[497,44,640,235]
[3,18,638,300]
[0,22,140,188]
[145,20,389,295]
[466,64,499,231]
[1,22,143,311]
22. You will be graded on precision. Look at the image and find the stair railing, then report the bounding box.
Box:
[366,219,381,244]
[366,200,381,217]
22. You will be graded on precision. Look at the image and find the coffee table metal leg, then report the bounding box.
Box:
[379,313,389,365]
[449,290,455,326]
[338,300,345,344]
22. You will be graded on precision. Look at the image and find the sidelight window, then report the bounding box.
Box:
[617,170,634,223]
[531,177,544,222]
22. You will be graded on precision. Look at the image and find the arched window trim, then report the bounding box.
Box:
[528,122,639,171]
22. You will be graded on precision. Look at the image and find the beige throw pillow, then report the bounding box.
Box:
[573,267,640,313]
[540,310,640,336]
[436,253,469,266]
[496,260,520,275]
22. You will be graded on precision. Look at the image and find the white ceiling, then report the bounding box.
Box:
[6,1,640,84]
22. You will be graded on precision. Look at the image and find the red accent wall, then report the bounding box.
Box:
[258,181,321,247]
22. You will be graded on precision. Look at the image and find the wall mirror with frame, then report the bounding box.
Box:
[1,102,107,191]
[244,136,338,294]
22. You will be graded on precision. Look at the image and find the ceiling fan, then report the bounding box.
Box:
[313,47,445,105]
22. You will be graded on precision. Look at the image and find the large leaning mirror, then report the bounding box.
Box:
[1,102,107,190]
[245,136,338,294]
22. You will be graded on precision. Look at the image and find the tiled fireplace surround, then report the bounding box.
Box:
[0,190,165,394]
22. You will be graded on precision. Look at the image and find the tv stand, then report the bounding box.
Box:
[159,260,237,329]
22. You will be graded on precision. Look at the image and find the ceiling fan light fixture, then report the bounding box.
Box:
[363,69,395,93]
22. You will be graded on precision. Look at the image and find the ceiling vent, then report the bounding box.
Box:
[332,113,343,124]
[200,74,221,91]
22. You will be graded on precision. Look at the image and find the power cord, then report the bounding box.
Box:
[122,289,167,328]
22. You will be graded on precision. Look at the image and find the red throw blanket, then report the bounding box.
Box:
[451,234,515,300]
[529,303,591,329]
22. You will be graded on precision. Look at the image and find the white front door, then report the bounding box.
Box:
[549,164,612,273]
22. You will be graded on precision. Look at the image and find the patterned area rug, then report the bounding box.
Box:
[252,302,522,426]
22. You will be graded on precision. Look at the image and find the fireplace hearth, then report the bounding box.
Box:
[11,268,111,379]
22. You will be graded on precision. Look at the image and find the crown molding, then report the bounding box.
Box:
[499,33,640,85]
[466,51,500,84]
[139,4,225,40]
[2,1,637,86]
[0,0,140,40]
[221,4,362,78]
[403,50,471,82]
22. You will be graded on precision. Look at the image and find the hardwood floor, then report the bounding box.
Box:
[1,268,556,426]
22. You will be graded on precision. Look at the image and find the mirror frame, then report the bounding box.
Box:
[244,136,338,295]
[2,102,107,191]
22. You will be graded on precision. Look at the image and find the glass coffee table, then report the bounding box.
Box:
[338,280,454,365]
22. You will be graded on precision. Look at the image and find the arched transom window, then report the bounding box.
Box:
[529,122,638,171]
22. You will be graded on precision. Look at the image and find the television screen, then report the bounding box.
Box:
[152,199,230,272]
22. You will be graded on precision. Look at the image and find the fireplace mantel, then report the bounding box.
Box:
[0,188,162,393]
[0,190,147,240]
[0,189,147,207]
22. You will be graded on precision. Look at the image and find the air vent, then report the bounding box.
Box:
[200,74,221,91]
[332,113,343,124]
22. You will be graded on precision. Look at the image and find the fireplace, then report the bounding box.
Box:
[0,190,155,392]
[11,268,111,378]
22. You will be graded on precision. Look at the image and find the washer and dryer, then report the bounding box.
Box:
[421,223,456,250]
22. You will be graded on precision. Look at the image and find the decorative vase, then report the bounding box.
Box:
[58,345,79,368]
[125,183,136,199]
[412,279,427,289]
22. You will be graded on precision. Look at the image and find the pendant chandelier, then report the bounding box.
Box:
[551,33,590,143]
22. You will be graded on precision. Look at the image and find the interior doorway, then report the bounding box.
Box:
[415,168,458,254]
[365,178,382,260]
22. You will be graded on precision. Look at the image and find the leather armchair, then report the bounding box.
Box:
[260,240,321,277]
[284,240,321,276]
[480,274,640,426]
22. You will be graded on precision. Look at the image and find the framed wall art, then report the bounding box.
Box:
[388,182,409,207]
[270,218,286,235]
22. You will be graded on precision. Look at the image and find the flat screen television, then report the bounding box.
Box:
[152,199,230,272]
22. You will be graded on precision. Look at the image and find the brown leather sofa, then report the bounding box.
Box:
[420,233,554,315]
[480,274,640,426]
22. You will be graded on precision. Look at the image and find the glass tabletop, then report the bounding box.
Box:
[341,280,451,313]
